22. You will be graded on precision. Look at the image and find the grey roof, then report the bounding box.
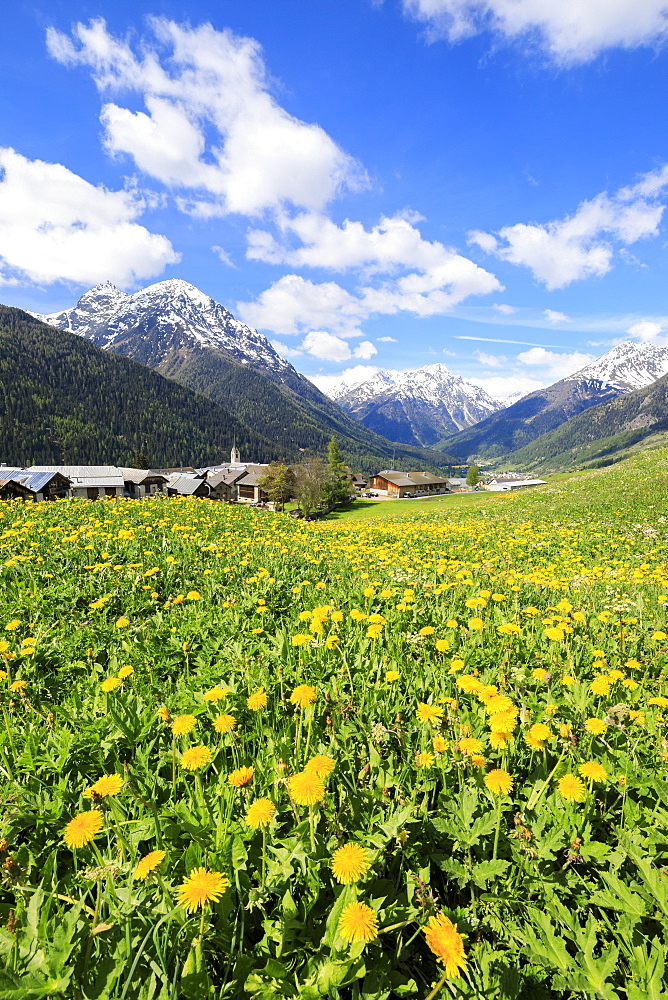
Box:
[206,470,240,488]
[374,470,450,487]
[117,468,168,485]
[0,469,72,492]
[28,465,124,488]
[237,472,263,487]
[167,476,210,495]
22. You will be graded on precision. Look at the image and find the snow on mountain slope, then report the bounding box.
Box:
[32,278,295,379]
[566,340,668,392]
[334,363,502,446]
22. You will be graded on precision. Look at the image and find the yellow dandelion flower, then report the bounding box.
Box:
[133,850,166,880]
[247,688,267,711]
[304,754,335,777]
[9,679,26,692]
[186,591,201,601]
[338,902,378,943]
[203,686,229,702]
[578,761,607,782]
[424,913,467,978]
[532,668,548,681]
[458,738,483,756]
[175,867,230,912]
[417,751,434,769]
[584,718,607,735]
[245,798,277,828]
[416,703,444,724]
[287,770,325,805]
[484,769,513,796]
[433,735,448,753]
[115,617,130,628]
[331,843,372,884]
[63,810,103,848]
[228,766,254,787]
[157,705,171,722]
[213,713,236,734]
[171,714,197,736]
[385,670,400,681]
[83,774,123,798]
[100,677,121,693]
[290,684,317,708]
[590,676,611,696]
[558,774,585,802]
[117,665,134,679]
[180,746,213,771]
[419,626,435,637]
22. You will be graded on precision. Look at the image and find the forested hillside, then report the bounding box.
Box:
[0,306,457,472]
[0,306,279,467]
[498,370,668,473]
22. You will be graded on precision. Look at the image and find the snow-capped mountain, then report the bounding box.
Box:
[441,338,668,461]
[566,340,668,392]
[32,278,295,382]
[333,364,502,447]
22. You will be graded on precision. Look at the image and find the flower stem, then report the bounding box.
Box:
[425,969,449,1000]
[492,795,502,861]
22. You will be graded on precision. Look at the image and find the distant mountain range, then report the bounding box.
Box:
[439,341,668,460]
[493,366,668,474]
[325,364,501,447]
[29,280,457,472]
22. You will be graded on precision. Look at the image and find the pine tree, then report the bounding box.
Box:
[133,450,150,470]
[325,437,354,506]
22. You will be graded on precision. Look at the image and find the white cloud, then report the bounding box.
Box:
[474,350,506,367]
[402,0,668,64]
[467,374,545,402]
[212,245,234,267]
[300,331,377,362]
[544,309,570,323]
[470,169,668,289]
[246,210,501,323]
[270,339,303,359]
[47,18,366,218]
[627,319,664,341]
[626,319,668,347]
[377,336,397,342]
[0,147,178,287]
[239,275,365,338]
[493,303,516,314]
[516,346,596,378]
[309,365,381,397]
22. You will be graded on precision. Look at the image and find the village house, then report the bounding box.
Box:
[28,466,125,499]
[118,469,168,498]
[0,468,72,501]
[369,470,451,498]
[165,474,211,498]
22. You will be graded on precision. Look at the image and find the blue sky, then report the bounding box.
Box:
[2,0,668,401]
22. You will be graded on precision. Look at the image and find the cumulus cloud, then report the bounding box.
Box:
[47,18,366,217]
[627,319,664,341]
[516,346,596,379]
[246,210,501,323]
[239,213,501,336]
[0,147,178,287]
[301,331,377,362]
[402,0,668,64]
[469,169,668,289]
[377,336,397,342]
